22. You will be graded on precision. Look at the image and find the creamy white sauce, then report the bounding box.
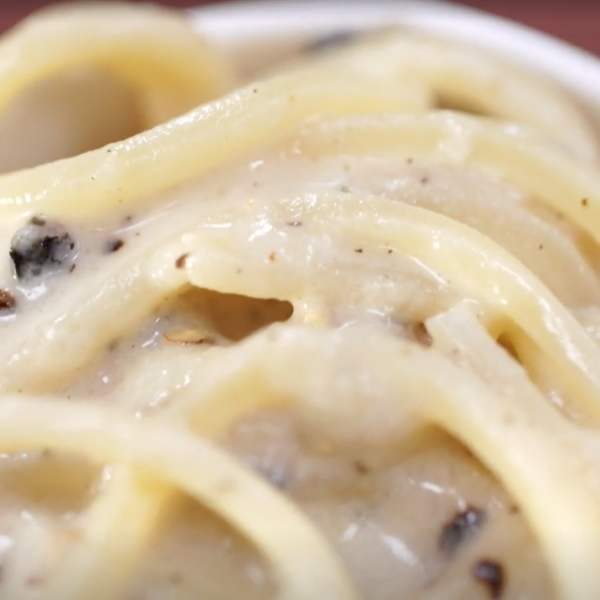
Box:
[0,140,575,598]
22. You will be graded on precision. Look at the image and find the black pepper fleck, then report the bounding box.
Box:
[175,254,189,269]
[30,215,46,226]
[472,559,504,598]
[10,219,77,280]
[104,238,125,253]
[412,322,432,347]
[353,460,370,475]
[287,221,303,227]
[440,506,486,554]
[0,289,16,311]
[582,198,589,207]
[354,248,363,253]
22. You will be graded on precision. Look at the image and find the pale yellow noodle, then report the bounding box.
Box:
[0,398,359,600]
[385,167,600,306]
[0,5,598,600]
[182,192,600,422]
[0,71,427,219]
[0,2,235,127]
[1,325,595,599]
[276,31,598,161]
[0,255,186,392]
[294,113,600,246]
[37,471,169,600]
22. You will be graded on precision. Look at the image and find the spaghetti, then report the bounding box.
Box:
[0,3,597,600]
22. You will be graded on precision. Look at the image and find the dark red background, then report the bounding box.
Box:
[1,0,599,57]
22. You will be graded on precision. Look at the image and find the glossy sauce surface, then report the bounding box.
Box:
[0,138,575,598]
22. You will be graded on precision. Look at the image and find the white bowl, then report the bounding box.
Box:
[188,0,600,127]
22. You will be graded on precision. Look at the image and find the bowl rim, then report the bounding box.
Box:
[188,0,600,118]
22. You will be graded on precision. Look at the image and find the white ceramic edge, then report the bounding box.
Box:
[187,0,600,118]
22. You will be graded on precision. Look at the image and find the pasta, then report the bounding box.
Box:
[0,3,599,600]
[0,2,235,173]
